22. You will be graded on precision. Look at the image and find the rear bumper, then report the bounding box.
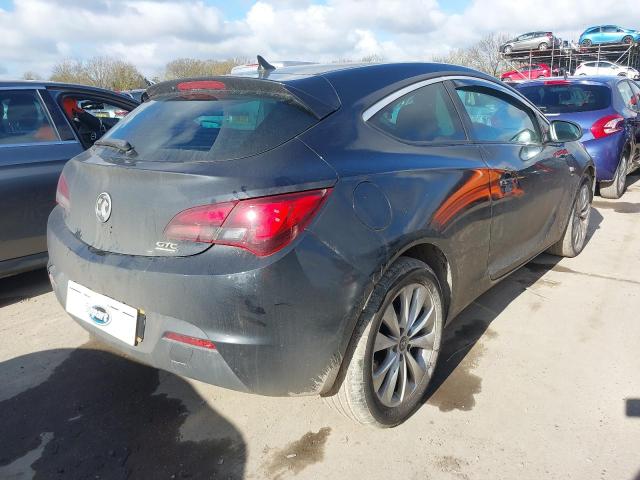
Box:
[47,207,366,396]
[582,132,626,182]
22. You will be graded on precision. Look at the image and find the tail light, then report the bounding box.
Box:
[165,188,331,256]
[591,114,625,139]
[56,173,70,211]
[114,110,128,117]
[546,32,553,38]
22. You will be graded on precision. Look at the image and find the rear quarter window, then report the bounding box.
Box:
[367,82,466,143]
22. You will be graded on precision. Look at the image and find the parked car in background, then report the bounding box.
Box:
[48,62,593,427]
[0,81,138,279]
[517,77,640,198]
[80,100,130,119]
[500,32,561,53]
[500,63,558,82]
[579,25,640,47]
[574,61,640,79]
[120,89,146,103]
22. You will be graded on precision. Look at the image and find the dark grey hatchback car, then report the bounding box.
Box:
[48,63,594,426]
[0,81,137,279]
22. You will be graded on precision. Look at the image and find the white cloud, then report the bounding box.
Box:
[0,0,639,78]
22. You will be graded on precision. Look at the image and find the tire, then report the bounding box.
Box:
[503,45,513,54]
[547,177,592,257]
[622,35,633,45]
[325,257,444,427]
[600,152,629,199]
[539,42,549,51]
[581,39,592,47]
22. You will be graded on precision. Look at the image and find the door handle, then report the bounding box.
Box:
[569,165,576,175]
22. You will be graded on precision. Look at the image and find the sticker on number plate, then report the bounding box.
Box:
[66,280,139,346]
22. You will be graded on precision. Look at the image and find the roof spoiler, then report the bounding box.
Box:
[145,75,339,119]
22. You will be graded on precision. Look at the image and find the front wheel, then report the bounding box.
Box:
[600,152,628,199]
[547,177,592,257]
[503,45,513,54]
[326,257,444,427]
[622,35,633,45]
[581,39,592,47]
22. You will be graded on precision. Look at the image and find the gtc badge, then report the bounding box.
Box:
[95,192,112,223]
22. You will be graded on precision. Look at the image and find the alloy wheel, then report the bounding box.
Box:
[571,183,591,252]
[371,283,438,408]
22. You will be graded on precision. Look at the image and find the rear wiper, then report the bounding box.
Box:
[94,138,136,155]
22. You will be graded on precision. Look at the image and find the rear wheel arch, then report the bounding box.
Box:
[323,240,453,397]
[398,243,452,319]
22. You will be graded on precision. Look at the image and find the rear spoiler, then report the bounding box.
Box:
[145,76,340,119]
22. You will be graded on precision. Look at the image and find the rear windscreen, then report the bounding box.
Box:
[518,84,611,113]
[100,92,318,162]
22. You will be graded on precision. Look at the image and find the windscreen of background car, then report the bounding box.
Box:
[518,84,611,114]
[101,92,318,162]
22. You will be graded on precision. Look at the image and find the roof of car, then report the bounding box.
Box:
[229,62,498,106]
[514,76,623,88]
[0,80,129,96]
[230,61,489,85]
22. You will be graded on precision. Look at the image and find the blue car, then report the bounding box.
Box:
[579,25,640,47]
[517,77,640,198]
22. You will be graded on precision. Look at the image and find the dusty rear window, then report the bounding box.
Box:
[100,92,318,162]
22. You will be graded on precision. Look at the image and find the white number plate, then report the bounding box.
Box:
[66,280,139,346]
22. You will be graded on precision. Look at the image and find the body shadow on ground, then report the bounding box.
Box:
[0,269,51,308]
[0,343,246,479]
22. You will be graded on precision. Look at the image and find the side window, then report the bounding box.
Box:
[628,81,640,110]
[617,81,637,110]
[0,90,59,145]
[368,82,466,143]
[456,86,541,144]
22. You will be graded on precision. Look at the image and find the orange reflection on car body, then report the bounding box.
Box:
[432,168,524,229]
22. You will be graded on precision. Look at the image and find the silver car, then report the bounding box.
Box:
[501,32,561,53]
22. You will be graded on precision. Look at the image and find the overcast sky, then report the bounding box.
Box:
[1,0,639,79]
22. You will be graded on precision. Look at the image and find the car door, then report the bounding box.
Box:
[518,33,532,50]
[591,27,604,44]
[0,88,84,263]
[521,33,536,50]
[48,89,137,148]
[449,79,576,279]
[601,26,619,44]
[618,80,640,167]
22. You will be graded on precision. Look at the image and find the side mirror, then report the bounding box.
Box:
[550,120,583,142]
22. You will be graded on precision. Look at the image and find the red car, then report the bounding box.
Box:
[501,63,559,82]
